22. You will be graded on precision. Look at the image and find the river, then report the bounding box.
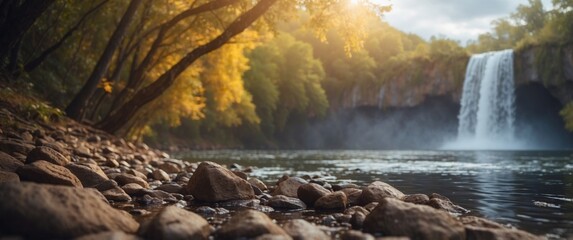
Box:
[180,150,573,238]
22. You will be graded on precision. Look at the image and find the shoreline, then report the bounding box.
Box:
[0,103,549,239]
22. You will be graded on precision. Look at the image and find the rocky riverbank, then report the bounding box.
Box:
[0,101,545,239]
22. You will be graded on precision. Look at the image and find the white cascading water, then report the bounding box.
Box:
[445,49,524,150]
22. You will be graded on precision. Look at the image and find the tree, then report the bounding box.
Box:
[97,0,386,134]
[65,0,142,120]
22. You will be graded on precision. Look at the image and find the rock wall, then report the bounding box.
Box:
[334,43,573,110]
[514,43,573,105]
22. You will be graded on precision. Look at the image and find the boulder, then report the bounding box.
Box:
[158,162,181,174]
[267,195,306,210]
[0,182,139,238]
[359,181,404,205]
[272,177,308,198]
[0,151,23,172]
[17,160,83,187]
[114,173,150,189]
[297,183,330,206]
[402,194,430,205]
[0,139,35,155]
[340,230,375,240]
[248,177,268,191]
[339,188,362,206]
[25,146,70,166]
[186,161,255,202]
[344,206,370,216]
[101,187,132,202]
[215,210,287,239]
[427,198,469,215]
[465,226,543,240]
[0,170,19,183]
[75,231,141,240]
[152,169,171,182]
[139,206,211,240]
[155,183,183,194]
[256,234,293,240]
[459,216,506,229]
[282,219,329,240]
[315,192,347,210]
[65,163,109,188]
[363,198,465,240]
[349,212,366,229]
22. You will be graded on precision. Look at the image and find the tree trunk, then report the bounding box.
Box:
[97,0,278,133]
[65,0,141,120]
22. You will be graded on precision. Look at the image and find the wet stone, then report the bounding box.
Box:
[0,151,24,172]
[315,192,347,210]
[186,161,255,202]
[17,160,83,187]
[282,219,329,240]
[402,193,430,205]
[26,146,70,166]
[0,170,20,183]
[297,183,330,207]
[155,183,182,194]
[102,187,132,202]
[273,177,308,198]
[359,181,405,205]
[114,173,149,189]
[215,210,288,239]
[267,195,306,210]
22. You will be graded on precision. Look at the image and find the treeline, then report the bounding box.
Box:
[149,12,471,148]
[1,0,571,149]
[0,0,388,146]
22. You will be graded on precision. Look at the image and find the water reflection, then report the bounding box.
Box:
[180,150,573,237]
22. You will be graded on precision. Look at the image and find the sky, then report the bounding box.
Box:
[383,0,553,44]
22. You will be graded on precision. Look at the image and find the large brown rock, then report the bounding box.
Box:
[0,170,19,183]
[139,206,211,240]
[297,183,330,206]
[114,173,150,189]
[215,210,288,239]
[186,161,255,202]
[363,198,465,240]
[0,139,35,156]
[465,226,543,240]
[0,182,139,238]
[339,188,362,206]
[26,146,70,166]
[75,231,142,240]
[315,192,348,210]
[272,177,308,198]
[359,181,404,205]
[282,219,329,240]
[66,163,109,188]
[0,151,23,172]
[17,160,83,187]
[268,195,306,210]
[427,197,469,214]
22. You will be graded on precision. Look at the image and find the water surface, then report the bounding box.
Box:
[181,150,573,238]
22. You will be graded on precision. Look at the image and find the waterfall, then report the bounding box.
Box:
[446,49,522,150]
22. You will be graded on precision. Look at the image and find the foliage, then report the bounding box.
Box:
[0,86,63,123]
[561,102,573,132]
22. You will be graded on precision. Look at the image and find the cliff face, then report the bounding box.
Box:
[514,44,573,105]
[332,44,573,110]
[332,56,468,110]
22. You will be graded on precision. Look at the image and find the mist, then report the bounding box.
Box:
[287,96,459,149]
